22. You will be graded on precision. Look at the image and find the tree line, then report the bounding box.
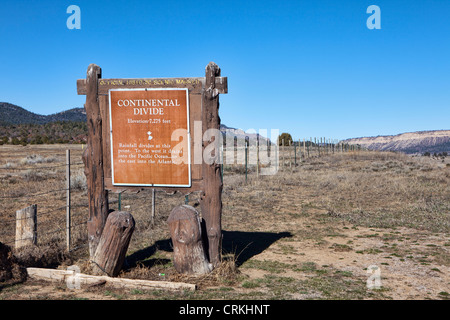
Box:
[0,121,87,145]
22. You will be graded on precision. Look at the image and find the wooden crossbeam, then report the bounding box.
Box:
[77,77,227,95]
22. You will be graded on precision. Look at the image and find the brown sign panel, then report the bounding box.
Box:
[108,88,191,187]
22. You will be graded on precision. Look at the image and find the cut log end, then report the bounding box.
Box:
[92,211,135,277]
[168,205,212,275]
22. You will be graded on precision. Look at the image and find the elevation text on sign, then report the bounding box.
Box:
[109,88,190,187]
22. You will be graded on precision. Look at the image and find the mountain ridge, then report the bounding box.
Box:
[1,102,448,153]
[0,102,86,125]
[342,130,450,154]
[0,102,270,145]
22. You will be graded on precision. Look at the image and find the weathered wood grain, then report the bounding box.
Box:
[200,62,223,267]
[15,205,37,248]
[26,267,196,291]
[92,211,135,277]
[82,64,110,259]
[77,77,227,95]
[168,205,212,274]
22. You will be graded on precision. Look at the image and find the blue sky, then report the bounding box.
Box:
[0,0,449,140]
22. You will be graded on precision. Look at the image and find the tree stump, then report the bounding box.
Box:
[91,211,135,277]
[168,205,212,274]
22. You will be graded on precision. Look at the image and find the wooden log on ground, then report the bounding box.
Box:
[168,205,212,274]
[26,267,196,291]
[92,211,135,277]
[82,64,110,259]
[15,205,37,249]
[200,62,223,268]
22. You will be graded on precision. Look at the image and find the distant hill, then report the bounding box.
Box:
[342,130,450,154]
[220,124,272,145]
[0,102,86,125]
[0,103,87,145]
[0,102,272,146]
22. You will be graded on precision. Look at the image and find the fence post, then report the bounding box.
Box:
[289,140,292,169]
[256,137,260,179]
[151,188,156,225]
[15,204,37,248]
[221,144,224,182]
[307,138,310,158]
[245,139,248,183]
[66,149,71,251]
[294,141,297,166]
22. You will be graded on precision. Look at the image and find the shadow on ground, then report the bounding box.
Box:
[222,230,292,266]
[124,239,172,270]
[125,230,292,269]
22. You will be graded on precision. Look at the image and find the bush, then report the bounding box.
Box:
[71,169,87,190]
[277,133,293,146]
[21,169,45,181]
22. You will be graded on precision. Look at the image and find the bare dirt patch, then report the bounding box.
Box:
[0,146,449,300]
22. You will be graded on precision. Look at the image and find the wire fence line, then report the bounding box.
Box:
[0,139,363,251]
[0,162,83,171]
[0,149,184,252]
[0,151,89,251]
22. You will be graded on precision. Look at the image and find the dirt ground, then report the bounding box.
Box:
[0,145,448,300]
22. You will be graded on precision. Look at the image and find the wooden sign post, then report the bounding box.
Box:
[77,62,227,274]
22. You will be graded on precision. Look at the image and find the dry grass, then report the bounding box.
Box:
[0,146,449,300]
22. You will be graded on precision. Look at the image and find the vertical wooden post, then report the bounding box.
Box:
[83,64,109,259]
[151,188,156,225]
[233,136,237,169]
[289,140,292,169]
[314,138,316,156]
[314,137,319,154]
[200,62,223,268]
[66,149,71,251]
[306,138,310,158]
[256,137,260,178]
[15,205,37,248]
[245,139,248,183]
[303,138,306,159]
[221,143,225,182]
[319,137,322,156]
[275,139,278,169]
[294,142,297,166]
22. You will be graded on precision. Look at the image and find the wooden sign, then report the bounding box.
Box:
[77,62,227,269]
[108,88,191,187]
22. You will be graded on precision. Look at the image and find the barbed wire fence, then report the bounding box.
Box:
[0,150,89,251]
[0,139,362,252]
[0,149,192,253]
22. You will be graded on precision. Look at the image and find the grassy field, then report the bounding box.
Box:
[0,144,449,300]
